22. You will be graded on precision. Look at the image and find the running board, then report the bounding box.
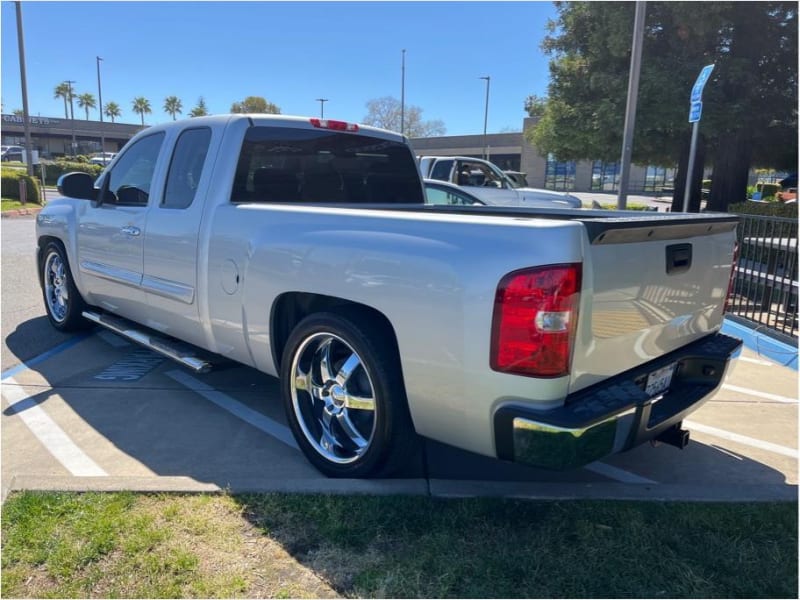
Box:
[82,310,213,374]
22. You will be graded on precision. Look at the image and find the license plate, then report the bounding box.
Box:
[645,363,676,397]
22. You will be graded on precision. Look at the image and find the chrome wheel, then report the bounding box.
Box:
[44,250,69,323]
[290,332,377,464]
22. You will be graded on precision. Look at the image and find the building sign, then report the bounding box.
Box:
[2,114,63,127]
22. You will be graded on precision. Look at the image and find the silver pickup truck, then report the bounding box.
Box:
[37,114,742,478]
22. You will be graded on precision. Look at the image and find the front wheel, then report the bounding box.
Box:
[280,311,417,478]
[41,241,88,331]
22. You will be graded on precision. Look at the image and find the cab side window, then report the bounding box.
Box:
[162,128,212,209]
[103,132,165,206]
[429,160,454,182]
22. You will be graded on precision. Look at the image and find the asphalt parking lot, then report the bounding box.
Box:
[2,216,797,501]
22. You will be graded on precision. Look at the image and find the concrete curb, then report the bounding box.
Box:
[723,316,798,370]
[4,475,797,503]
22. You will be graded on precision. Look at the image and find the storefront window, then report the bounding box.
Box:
[591,161,620,192]
[642,165,676,192]
[545,154,576,191]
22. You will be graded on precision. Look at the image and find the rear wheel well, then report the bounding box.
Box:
[271,293,401,373]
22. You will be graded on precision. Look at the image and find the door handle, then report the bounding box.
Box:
[120,226,141,237]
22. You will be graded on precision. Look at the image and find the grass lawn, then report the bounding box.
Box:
[1,492,796,598]
[2,198,42,211]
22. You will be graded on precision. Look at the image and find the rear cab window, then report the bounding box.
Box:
[231,126,423,204]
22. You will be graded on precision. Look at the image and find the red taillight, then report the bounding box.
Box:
[490,263,582,378]
[310,118,359,132]
[723,241,740,313]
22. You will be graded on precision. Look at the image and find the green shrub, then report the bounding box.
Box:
[37,160,103,186]
[1,168,42,203]
[728,201,798,218]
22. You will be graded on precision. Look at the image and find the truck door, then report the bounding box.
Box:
[76,131,166,321]
[141,126,213,347]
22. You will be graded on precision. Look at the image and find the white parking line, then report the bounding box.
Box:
[165,370,299,450]
[721,384,798,404]
[2,378,107,477]
[584,462,658,485]
[684,420,798,459]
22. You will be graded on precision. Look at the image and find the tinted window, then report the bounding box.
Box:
[162,128,211,209]
[231,126,423,204]
[430,159,454,182]
[103,132,165,206]
[425,184,483,206]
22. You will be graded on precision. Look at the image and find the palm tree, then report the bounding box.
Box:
[54,82,72,119]
[104,101,121,123]
[77,93,96,120]
[189,96,209,117]
[131,97,152,126]
[163,96,183,120]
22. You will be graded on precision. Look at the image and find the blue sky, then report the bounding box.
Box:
[1,1,558,135]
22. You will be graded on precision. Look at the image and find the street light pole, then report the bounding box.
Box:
[66,79,77,156]
[616,1,647,210]
[315,98,328,119]
[14,1,33,176]
[96,56,105,154]
[400,49,406,136]
[479,76,490,159]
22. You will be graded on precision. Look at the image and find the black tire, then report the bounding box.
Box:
[280,311,418,478]
[40,241,89,331]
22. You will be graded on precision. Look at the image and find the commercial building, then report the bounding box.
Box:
[1,113,142,158]
[2,111,681,194]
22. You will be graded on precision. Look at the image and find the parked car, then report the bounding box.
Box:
[419,155,583,208]
[89,152,117,165]
[424,179,486,206]
[503,171,529,188]
[1,145,25,162]
[41,114,741,478]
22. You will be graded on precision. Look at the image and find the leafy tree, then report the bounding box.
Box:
[363,96,446,137]
[77,93,96,120]
[163,95,183,120]
[131,97,152,126]
[523,95,547,120]
[189,97,209,117]
[529,1,797,212]
[104,101,121,123]
[54,82,73,120]
[230,96,280,114]
[12,108,23,116]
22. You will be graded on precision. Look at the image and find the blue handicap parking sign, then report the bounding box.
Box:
[689,101,703,123]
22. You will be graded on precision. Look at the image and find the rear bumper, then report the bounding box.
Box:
[493,332,743,470]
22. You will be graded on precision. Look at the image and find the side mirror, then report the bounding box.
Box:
[57,172,96,201]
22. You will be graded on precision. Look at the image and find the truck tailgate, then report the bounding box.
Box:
[570,214,739,392]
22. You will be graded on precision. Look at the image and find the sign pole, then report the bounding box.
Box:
[682,64,714,212]
[682,121,700,212]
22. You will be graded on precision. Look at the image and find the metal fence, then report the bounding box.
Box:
[726,213,798,339]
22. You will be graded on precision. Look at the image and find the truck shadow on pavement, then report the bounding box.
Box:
[2,325,798,499]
